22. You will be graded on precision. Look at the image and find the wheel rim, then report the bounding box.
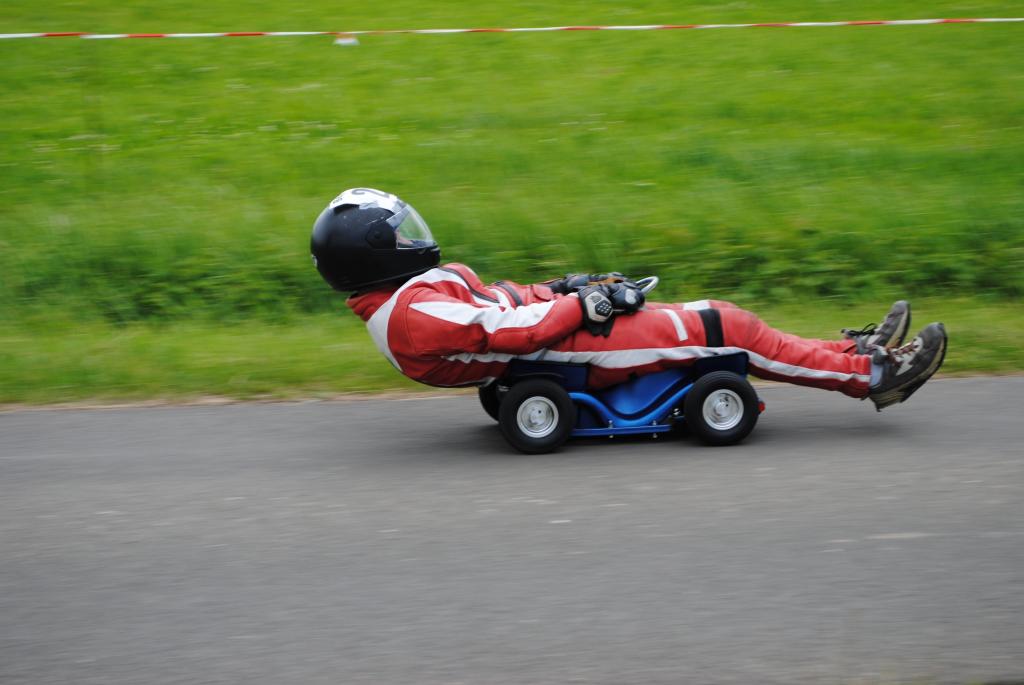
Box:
[516,397,559,438]
[701,389,744,431]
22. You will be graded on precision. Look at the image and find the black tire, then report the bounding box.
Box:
[498,379,576,454]
[683,371,759,446]
[478,383,501,421]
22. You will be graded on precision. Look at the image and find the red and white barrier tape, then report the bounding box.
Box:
[1,18,1022,44]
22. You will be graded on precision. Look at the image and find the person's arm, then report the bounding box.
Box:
[403,290,585,357]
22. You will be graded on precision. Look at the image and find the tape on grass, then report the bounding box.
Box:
[1,17,1022,46]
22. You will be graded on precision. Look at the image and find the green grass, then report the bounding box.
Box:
[2,1,1023,402]
[0,312,419,404]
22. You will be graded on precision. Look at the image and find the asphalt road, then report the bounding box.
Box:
[2,377,1022,685]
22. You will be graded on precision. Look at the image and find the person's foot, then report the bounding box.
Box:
[843,300,911,354]
[868,322,947,411]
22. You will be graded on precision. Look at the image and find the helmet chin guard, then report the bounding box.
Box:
[310,188,440,292]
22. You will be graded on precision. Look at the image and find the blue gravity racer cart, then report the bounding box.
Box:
[477,277,765,454]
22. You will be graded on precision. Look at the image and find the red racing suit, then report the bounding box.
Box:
[347,263,872,398]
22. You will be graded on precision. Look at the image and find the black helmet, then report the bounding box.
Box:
[310,188,440,292]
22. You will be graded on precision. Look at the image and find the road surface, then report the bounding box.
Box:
[2,377,1022,684]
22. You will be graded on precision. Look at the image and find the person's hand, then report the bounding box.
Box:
[548,272,630,295]
[604,281,645,314]
[577,282,645,336]
[577,286,616,337]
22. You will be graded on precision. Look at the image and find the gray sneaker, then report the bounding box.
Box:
[843,300,912,354]
[868,322,947,411]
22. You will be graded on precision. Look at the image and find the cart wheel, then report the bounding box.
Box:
[478,383,501,421]
[498,379,576,454]
[683,371,759,446]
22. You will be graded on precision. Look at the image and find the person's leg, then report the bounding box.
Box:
[688,299,911,356]
[577,303,872,395]
[777,331,858,354]
[677,299,740,311]
[714,305,946,408]
[549,300,943,407]
[717,307,873,397]
[713,300,911,355]
[682,299,862,354]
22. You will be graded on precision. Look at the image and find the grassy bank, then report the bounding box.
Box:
[2,1,1022,401]
[3,297,1021,405]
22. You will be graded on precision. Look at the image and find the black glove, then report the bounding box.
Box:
[577,285,616,337]
[548,272,630,295]
[604,281,645,314]
[577,283,645,337]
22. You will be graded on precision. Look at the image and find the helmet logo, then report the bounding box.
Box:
[329,187,403,214]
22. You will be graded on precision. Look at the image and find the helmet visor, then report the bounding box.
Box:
[387,202,435,249]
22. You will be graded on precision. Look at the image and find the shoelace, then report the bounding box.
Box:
[841,323,877,338]
[874,337,921,365]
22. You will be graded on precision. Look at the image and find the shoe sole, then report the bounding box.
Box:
[871,327,947,409]
[898,328,947,404]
